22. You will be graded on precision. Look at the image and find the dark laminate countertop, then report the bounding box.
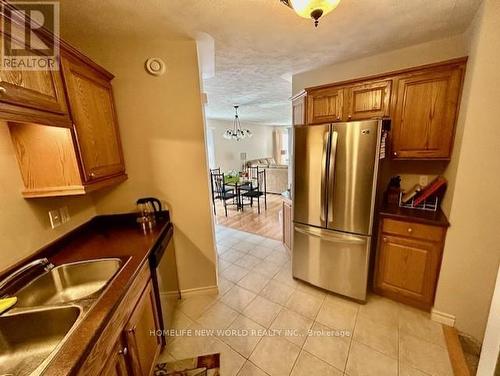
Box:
[1,213,172,375]
[379,205,450,227]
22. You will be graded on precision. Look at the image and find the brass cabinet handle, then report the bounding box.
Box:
[383,237,387,242]
[0,86,6,94]
[89,172,96,178]
[407,228,413,233]
[348,115,352,119]
[127,326,136,334]
[118,347,128,356]
[336,116,340,120]
[393,152,398,157]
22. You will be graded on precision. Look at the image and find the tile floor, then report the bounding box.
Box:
[160,225,453,376]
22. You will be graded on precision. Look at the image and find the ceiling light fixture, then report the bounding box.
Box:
[223,106,252,141]
[281,0,341,27]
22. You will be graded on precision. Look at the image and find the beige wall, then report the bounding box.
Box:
[58,36,218,292]
[434,0,500,341]
[0,123,97,272]
[207,119,274,172]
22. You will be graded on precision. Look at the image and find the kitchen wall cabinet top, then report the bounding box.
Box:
[1,2,127,198]
[300,57,467,160]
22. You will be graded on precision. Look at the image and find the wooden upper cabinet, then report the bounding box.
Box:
[124,282,161,376]
[307,87,343,124]
[392,66,464,159]
[0,17,71,127]
[291,92,306,126]
[345,80,391,121]
[61,54,125,182]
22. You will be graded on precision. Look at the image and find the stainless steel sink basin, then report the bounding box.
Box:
[15,258,122,307]
[0,306,81,376]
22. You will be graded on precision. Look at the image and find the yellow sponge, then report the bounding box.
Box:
[0,297,17,314]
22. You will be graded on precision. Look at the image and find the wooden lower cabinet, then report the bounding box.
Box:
[124,282,161,376]
[374,217,446,310]
[101,335,130,376]
[282,199,292,252]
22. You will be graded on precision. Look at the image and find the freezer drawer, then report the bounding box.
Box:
[292,224,370,301]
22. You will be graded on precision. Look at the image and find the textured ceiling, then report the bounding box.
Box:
[59,0,482,126]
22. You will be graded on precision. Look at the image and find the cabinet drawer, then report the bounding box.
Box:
[382,218,444,241]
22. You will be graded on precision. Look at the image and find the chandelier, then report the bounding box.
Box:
[223,106,252,141]
[281,0,341,27]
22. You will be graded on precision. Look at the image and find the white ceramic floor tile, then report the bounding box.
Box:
[353,314,398,358]
[269,308,313,346]
[399,305,446,347]
[238,273,271,294]
[222,264,251,283]
[273,266,300,288]
[249,336,301,376]
[400,332,453,376]
[264,251,290,266]
[218,258,233,272]
[167,333,218,361]
[357,294,399,329]
[316,296,359,332]
[210,337,247,376]
[399,362,432,376]
[220,314,266,357]
[259,280,295,306]
[169,309,195,331]
[345,341,398,376]
[221,286,257,312]
[237,361,270,376]
[247,245,274,259]
[291,351,343,376]
[218,276,235,296]
[303,322,350,371]
[196,301,239,330]
[252,261,282,278]
[232,241,257,253]
[234,254,262,269]
[177,294,218,320]
[221,250,248,264]
[286,290,324,320]
[243,296,282,328]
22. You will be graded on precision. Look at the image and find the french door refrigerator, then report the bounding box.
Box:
[292,120,382,301]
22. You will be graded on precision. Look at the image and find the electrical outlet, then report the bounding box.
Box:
[48,209,62,229]
[419,175,429,187]
[60,206,70,224]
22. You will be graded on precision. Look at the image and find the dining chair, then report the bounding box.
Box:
[212,173,238,217]
[241,169,267,214]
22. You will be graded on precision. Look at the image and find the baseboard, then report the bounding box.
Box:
[431,308,456,327]
[180,285,219,297]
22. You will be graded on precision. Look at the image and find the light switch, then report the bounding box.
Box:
[419,175,429,187]
[49,209,62,229]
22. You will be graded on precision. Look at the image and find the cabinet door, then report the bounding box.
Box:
[282,200,292,252]
[376,234,440,307]
[292,94,306,126]
[61,55,125,182]
[345,80,391,120]
[0,21,69,116]
[125,282,161,376]
[100,335,130,376]
[307,87,344,124]
[392,67,463,159]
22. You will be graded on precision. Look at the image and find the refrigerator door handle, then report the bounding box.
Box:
[327,131,338,223]
[294,224,366,245]
[320,130,330,222]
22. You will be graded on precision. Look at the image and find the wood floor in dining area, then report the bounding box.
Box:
[214,193,283,240]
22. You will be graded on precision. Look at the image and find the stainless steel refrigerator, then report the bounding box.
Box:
[292,120,382,301]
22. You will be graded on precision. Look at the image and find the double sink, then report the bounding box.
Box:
[0,258,123,376]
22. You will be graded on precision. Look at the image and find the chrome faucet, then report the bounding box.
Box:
[0,258,54,295]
